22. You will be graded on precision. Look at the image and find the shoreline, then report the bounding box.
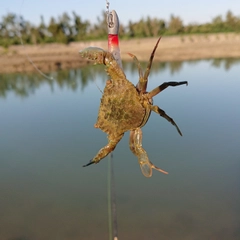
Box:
[0,33,240,74]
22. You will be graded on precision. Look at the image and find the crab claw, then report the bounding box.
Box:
[139,153,168,177]
[83,159,95,167]
[79,47,106,65]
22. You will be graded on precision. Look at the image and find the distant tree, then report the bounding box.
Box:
[88,11,107,39]
[168,15,183,34]
[38,15,47,42]
[144,17,166,37]
[225,10,238,31]
[58,12,73,44]
[212,15,224,32]
[47,17,59,42]
[0,13,21,47]
[127,20,135,38]
[72,11,90,41]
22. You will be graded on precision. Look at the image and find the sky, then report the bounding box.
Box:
[0,0,240,26]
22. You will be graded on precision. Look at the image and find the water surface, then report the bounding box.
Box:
[0,59,240,240]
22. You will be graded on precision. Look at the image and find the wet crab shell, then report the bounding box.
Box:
[94,77,147,137]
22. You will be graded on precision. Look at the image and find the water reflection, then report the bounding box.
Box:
[0,58,240,98]
[210,58,240,70]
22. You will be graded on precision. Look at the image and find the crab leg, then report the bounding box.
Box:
[148,81,188,98]
[128,37,161,93]
[80,47,126,79]
[149,105,183,136]
[129,128,168,177]
[80,47,109,64]
[128,53,144,91]
[143,37,161,84]
[83,134,124,167]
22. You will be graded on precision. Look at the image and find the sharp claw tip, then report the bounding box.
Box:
[82,160,95,167]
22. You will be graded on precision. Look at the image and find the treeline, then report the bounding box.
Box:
[0,10,239,47]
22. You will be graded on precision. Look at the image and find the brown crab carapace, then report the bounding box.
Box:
[79,38,188,177]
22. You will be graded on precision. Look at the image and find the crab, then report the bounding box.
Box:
[80,38,187,177]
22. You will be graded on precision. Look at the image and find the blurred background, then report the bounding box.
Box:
[0,1,240,240]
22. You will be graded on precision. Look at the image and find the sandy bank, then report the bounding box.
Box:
[0,33,240,74]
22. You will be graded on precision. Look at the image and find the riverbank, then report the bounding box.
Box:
[0,33,240,74]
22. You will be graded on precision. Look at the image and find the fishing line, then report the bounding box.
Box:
[91,69,103,93]
[108,154,113,240]
[94,80,103,93]
[106,0,110,16]
[106,2,119,239]
[18,0,54,80]
[93,0,112,94]
[108,153,118,240]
